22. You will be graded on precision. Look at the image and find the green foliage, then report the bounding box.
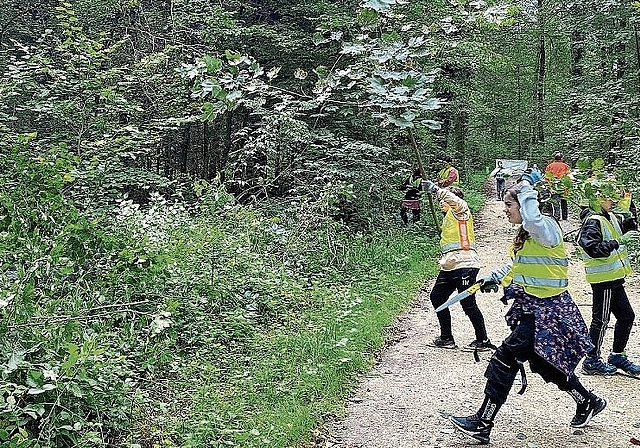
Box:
[530,157,629,212]
[5,0,640,447]
[0,137,143,446]
[571,157,626,210]
[164,222,437,448]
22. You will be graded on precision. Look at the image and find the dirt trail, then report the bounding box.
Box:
[321,185,640,448]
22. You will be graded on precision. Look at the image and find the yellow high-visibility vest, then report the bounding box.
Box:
[510,228,569,298]
[579,214,632,284]
[440,210,476,253]
[618,191,632,211]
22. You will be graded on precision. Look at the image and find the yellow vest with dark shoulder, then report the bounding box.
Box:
[579,214,632,284]
[438,166,460,186]
[510,229,569,298]
[440,209,476,253]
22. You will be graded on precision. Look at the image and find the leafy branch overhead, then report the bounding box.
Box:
[182,1,516,131]
[535,158,630,211]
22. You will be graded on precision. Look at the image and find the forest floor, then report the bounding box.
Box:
[318,182,640,448]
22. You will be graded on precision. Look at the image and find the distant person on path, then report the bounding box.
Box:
[422,180,492,351]
[545,153,570,220]
[447,170,605,445]
[531,163,541,178]
[399,168,423,225]
[489,160,507,201]
[436,155,460,188]
[577,184,640,376]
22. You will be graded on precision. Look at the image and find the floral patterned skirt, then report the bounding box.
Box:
[504,284,594,376]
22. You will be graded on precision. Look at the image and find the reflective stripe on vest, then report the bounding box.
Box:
[510,226,568,298]
[440,210,476,253]
[579,214,632,283]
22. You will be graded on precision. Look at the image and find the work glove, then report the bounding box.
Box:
[422,180,439,194]
[520,169,542,185]
[479,264,511,293]
[480,278,499,293]
[619,231,640,246]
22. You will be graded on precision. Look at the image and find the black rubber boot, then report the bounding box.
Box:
[450,396,500,444]
[449,414,493,444]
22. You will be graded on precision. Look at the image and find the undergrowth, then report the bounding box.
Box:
[0,137,485,447]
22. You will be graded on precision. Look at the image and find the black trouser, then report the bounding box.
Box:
[588,282,635,358]
[496,178,506,200]
[400,207,420,224]
[548,194,568,220]
[430,268,487,342]
[485,315,580,405]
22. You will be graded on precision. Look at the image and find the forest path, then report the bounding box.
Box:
[320,183,640,448]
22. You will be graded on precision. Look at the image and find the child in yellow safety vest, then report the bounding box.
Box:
[421,180,491,351]
[577,187,640,376]
[436,155,460,188]
[400,168,423,224]
[445,170,604,445]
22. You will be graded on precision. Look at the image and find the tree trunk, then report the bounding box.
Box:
[180,123,190,174]
[569,29,584,152]
[515,64,522,157]
[609,17,627,160]
[635,25,640,99]
[534,32,546,145]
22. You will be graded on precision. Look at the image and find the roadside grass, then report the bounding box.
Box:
[166,175,488,447]
[175,229,439,447]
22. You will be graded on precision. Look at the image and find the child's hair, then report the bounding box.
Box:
[448,186,464,199]
[504,183,530,253]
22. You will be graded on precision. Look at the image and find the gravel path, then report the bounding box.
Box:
[320,188,640,448]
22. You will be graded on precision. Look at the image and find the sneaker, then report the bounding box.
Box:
[582,356,617,375]
[449,414,493,444]
[608,353,640,375]
[432,336,457,349]
[462,339,494,352]
[571,394,607,428]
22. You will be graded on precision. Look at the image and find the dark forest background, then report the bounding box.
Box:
[2,0,640,446]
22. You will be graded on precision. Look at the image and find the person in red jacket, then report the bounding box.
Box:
[545,153,570,220]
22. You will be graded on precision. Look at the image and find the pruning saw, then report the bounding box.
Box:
[434,280,483,313]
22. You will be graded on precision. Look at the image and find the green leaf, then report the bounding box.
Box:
[27,386,47,395]
[4,351,24,374]
[27,384,56,395]
[203,56,222,73]
[388,115,413,128]
[27,370,44,388]
[591,158,605,171]
[421,120,441,130]
[224,49,242,60]
[62,343,79,373]
[575,158,591,170]
[402,76,417,88]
